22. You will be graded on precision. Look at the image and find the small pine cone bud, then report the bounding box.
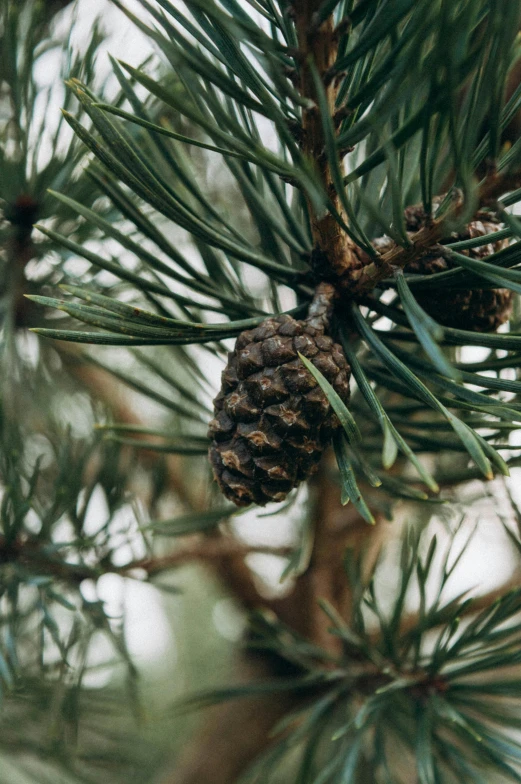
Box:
[208,314,351,507]
[403,210,514,332]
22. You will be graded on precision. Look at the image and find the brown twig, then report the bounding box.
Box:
[0,531,291,583]
[270,462,392,650]
[295,1,367,282]
[479,171,521,206]
[287,4,521,299]
[128,540,292,576]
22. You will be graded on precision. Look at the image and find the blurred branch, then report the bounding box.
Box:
[0,531,291,582]
[55,344,271,609]
[132,540,293,575]
[271,463,391,656]
[57,344,196,508]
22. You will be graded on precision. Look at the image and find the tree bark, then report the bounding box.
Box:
[160,463,394,784]
[159,654,304,784]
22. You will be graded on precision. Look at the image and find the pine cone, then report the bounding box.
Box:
[403,209,514,332]
[208,314,350,507]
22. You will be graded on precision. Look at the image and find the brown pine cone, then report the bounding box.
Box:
[208,314,351,507]
[402,208,514,332]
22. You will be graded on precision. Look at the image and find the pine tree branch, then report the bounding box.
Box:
[295,2,367,281]
[291,3,521,297]
[0,531,290,583]
[288,4,393,657]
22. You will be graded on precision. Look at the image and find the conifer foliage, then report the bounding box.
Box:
[5,0,521,782]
